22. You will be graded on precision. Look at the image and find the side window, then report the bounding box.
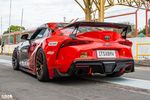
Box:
[35,29,47,39]
[30,28,50,40]
[45,28,52,37]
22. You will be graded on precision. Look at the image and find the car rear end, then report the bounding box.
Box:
[55,21,134,77]
[68,39,134,76]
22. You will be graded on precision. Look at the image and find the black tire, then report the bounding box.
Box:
[36,48,49,82]
[106,72,124,77]
[12,49,19,70]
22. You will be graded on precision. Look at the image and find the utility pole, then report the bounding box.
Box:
[8,0,12,44]
[9,0,12,33]
[20,8,24,31]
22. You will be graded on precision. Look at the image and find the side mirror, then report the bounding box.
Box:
[21,34,29,40]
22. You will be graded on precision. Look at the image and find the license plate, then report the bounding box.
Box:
[97,50,116,58]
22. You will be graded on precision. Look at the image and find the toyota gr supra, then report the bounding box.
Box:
[12,21,134,81]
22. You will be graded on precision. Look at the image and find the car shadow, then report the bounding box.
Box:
[50,76,107,86]
[19,70,107,85]
[18,69,127,86]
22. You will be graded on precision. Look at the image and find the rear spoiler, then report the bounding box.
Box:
[65,21,132,39]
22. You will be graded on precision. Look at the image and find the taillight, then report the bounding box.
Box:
[119,40,132,46]
[61,40,92,48]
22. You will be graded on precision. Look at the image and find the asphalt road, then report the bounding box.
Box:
[0,55,150,100]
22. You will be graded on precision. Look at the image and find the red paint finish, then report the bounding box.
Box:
[15,22,134,80]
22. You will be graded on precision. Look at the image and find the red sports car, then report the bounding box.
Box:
[12,22,134,81]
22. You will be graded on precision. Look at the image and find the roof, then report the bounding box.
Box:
[40,22,68,30]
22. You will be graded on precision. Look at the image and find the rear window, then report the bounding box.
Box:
[57,23,68,28]
[60,26,123,36]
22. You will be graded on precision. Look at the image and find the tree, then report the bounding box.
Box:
[139,28,146,35]
[3,25,25,34]
[138,18,150,36]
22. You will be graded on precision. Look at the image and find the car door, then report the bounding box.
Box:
[19,27,51,70]
[29,28,51,70]
[19,40,30,68]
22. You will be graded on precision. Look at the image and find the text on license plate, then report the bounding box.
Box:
[97,50,116,58]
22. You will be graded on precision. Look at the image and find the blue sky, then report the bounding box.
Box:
[0,0,148,34]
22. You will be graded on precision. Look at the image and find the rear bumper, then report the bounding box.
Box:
[53,59,134,77]
[74,59,134,73]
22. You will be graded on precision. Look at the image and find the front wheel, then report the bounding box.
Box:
[36,48,49,82]
[12,50,19,70]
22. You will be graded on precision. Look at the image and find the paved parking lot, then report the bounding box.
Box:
[0,55,150,100]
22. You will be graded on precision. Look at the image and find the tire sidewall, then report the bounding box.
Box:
[36,48,49,81]
[12,50,19,70]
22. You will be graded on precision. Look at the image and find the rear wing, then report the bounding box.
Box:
[65,21,132,39]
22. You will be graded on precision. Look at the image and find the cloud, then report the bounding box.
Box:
[0,0,148,35]
[0,0,84,34]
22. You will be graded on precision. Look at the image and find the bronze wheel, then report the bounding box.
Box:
[36,48,49,81]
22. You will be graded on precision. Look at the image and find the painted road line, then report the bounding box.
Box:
[135,67,150,71]
[0,59,12,66]
[0,59,11,64]
[105,77,150,90]
[89,76,150,90]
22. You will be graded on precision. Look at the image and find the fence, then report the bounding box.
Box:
[0,44,17,55]
[136,42,150,61]
[1,29,35,45]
